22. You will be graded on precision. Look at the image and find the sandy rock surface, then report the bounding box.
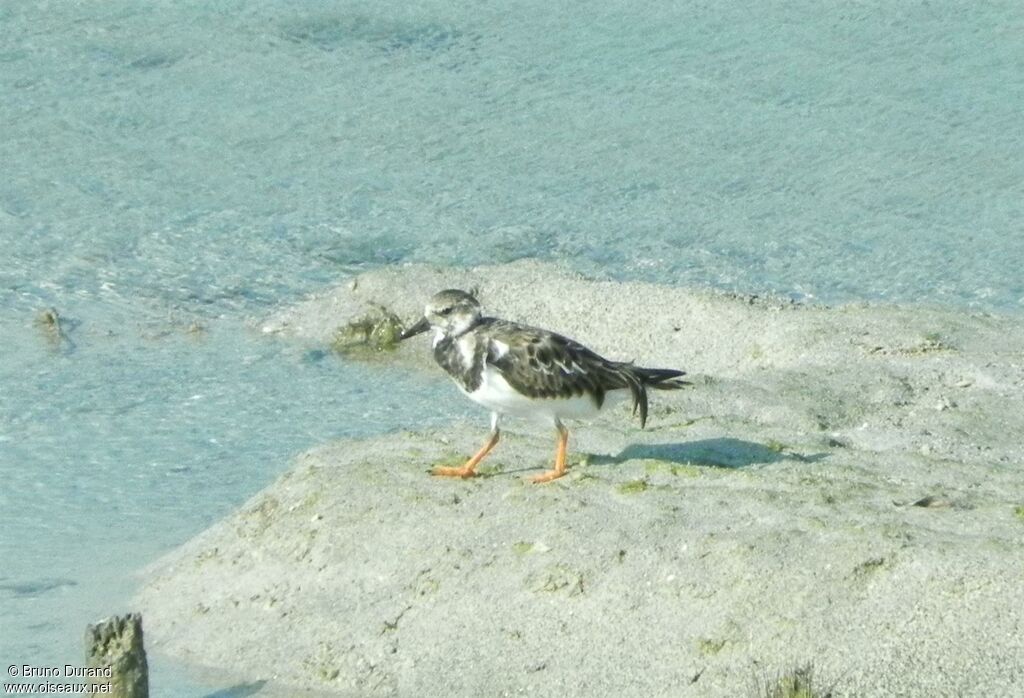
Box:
[138,261,1024,696]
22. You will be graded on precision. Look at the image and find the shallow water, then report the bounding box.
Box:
[2,1,1022,694]
[0,310,473,693]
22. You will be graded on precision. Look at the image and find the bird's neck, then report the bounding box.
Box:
[433,331,484,392]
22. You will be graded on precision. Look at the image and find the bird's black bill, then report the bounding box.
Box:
[399,316,430,340]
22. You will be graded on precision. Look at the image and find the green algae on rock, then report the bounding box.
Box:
[330,306,404,356]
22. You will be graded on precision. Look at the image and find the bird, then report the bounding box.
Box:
[399,289,689,483]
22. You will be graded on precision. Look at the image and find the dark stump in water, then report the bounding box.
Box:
[85,613,149,698]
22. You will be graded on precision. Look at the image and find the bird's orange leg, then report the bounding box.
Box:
[432,430,500,479]
[530,423,569,484]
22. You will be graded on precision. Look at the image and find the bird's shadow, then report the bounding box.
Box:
[588,437,829,469]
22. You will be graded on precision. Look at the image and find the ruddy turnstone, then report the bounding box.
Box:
[400,289,689,483]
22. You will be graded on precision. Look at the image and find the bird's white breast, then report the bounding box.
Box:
[462,364,622,423]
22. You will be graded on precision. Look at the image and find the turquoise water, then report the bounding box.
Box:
[2,1,1022,694]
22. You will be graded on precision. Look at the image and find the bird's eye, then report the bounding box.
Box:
[438,307,452,317]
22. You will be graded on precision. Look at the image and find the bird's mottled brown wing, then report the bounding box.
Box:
[478,319,634,406]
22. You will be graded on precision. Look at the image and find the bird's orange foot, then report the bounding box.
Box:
[431,464,477,479]
[529,468,567,484]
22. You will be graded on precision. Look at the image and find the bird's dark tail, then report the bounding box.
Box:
[615,365,690,429]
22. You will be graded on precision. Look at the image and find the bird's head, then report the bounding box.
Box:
[400,289,482,342]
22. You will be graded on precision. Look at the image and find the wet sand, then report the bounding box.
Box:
[136,260,1024,696]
